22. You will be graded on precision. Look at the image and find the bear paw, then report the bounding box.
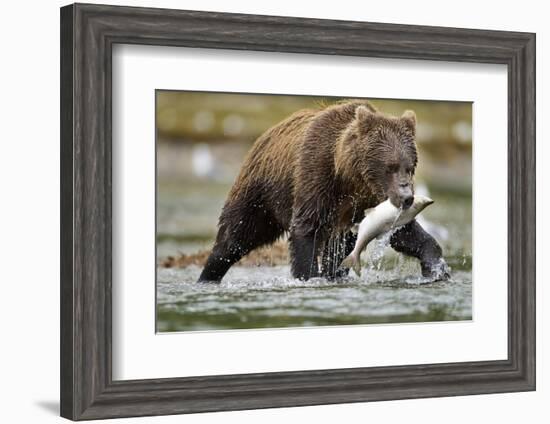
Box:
[421,257,451,282]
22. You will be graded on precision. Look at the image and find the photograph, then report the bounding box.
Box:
[156,91,473,332]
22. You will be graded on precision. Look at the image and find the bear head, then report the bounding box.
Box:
[335,105,418,209]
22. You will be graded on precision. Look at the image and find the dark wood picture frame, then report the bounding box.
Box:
[60,3,536,421]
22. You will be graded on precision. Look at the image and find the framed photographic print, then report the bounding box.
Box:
[60,3,536,421]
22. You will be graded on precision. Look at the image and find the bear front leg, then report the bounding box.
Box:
[289,226,327,280]
[390,220,450,281]
[321,231,357,279]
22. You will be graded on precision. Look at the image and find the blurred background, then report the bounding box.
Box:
[156,91,472,262]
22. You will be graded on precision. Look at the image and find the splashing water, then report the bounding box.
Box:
[368,230,395,272]
[362,205,403,276]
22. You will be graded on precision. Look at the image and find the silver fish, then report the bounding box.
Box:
[340,195,434,276]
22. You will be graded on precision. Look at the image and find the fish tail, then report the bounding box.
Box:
[341,254,361,277]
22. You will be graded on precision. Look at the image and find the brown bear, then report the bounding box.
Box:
[198,99,449,282]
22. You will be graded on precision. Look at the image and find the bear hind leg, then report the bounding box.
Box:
[198,205,284,283]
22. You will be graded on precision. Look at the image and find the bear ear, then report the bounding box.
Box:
[354,105,376,130]
[355,105,372,121]
[401,110,417,133]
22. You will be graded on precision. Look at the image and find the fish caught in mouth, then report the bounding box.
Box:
[340,195,434,276]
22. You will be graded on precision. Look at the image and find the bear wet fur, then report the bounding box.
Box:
[198,100,449,282]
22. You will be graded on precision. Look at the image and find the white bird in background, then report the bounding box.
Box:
[415,183,449,243]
